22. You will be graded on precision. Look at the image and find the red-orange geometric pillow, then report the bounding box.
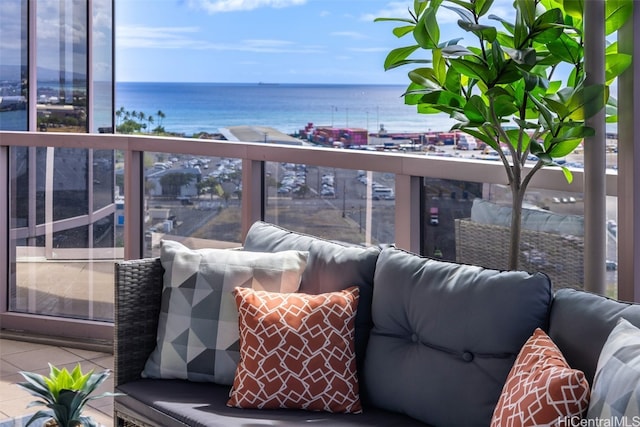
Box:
[227,286,362,414]
[490,328,590,427]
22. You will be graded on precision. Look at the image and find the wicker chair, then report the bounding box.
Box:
[113,257,164,427]
[455,218,584,290]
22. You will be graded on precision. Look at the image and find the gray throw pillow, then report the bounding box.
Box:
[587,318,640,419]
[364,246,552,427]
[142,239,308,384]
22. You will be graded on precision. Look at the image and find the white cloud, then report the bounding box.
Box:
[186,0,306,14]
[117,25,322,54]
[117,26,205,49]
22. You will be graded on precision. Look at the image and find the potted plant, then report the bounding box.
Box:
[376,0,632,269]
[16,363,121,427]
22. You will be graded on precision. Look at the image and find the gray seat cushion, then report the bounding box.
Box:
[116,380,430,427]
[242,221,381,390]
[364,247,552,426]
[549,288,640,384]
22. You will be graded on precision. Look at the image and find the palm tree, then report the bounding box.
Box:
[157,110,165,127]
[115,106,126,125]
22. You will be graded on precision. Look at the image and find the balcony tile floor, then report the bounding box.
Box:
[0,338,113,426]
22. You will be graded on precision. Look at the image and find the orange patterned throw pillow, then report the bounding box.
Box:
[490,328,590,426]
[228,286,362,414]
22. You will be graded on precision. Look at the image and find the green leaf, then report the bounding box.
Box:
[446,0,475,11]
[605,53,632,83]
[566,84,607,120]
[530,139,545,155]
[563,0,584,20]
[441,45,477,57]
[606,0,633,35]
[489,14,515,33]
[384,45,420,70]
[561,166,574,184]
[374,17,417,24]
[460,127,497,147]
[493,96,520,117]
[403,82,430,104]
[516,0,537,27]
[384,59,433,71]
[421,90,467,110]
[464,95,488,123]
[433,49,446,84]
[543,97,570,119]
[502,47,537,66]
[548,138,583,157]
[476,0,494,16]
[408,68,442,89]
[528,93,555,130]
[458,21,498,42]
[547,33,582,64]
[550,123,590,142]
[414,7,440,49]
[444,67,462,93]
[438,37,464,48]
[530,8,564,43]
[450,58,491,83]
[393,26,416,38]
[442,5,475,23]
[414,0,428,16]
[514,3,529,48]
[547,80,561,94]
[495,62,524,85]
[513,118,540,129]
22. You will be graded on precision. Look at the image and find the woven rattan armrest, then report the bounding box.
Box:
[114,257,164,386]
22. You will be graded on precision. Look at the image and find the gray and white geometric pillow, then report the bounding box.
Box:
[142,240,308,385]
[587,318,640,419]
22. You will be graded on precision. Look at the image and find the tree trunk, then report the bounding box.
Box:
[509,186,526,270]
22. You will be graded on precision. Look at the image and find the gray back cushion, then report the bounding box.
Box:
[549,288,640,385]
[365,247,552,427]
[243,221,381,385]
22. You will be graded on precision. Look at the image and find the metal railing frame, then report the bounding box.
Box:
[0,131,620,341]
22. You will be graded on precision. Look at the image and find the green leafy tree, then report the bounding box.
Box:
[377,0,632,269]
[159,172,196,197]
[197,176,222,200]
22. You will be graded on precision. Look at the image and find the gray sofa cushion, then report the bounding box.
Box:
[116,380,430,427]
[364,247,552,427]
[242,221,381,390]
[548,288,640,385]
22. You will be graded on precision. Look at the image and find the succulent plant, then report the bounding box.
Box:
[17,363,121,427]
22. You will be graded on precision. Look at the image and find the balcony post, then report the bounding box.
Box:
[583,0,606,295]
[241,159,264,240]
[0,145,8,314]
[617,4,640,301]
[124,146,143,259]
[395,174,422,254]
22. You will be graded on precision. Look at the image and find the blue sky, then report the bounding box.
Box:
[116,0,513,84]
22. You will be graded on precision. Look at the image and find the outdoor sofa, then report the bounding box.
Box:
[114,221,640,426]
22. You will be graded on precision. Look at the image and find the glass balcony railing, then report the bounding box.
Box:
[0,131,619,341]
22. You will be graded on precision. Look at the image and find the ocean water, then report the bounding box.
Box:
[115,82,456,136]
